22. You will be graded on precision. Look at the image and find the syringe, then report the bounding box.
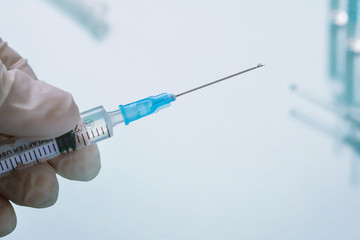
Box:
[0,64,264,178]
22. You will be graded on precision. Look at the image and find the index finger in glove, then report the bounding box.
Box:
[0,38,37,80]
[0,65,79,138]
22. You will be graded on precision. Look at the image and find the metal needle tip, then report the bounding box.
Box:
[175,64,265,98]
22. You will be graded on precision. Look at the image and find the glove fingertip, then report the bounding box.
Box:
[0,73,80,138]
[0,196,16,237]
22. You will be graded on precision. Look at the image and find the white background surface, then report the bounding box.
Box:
[1,0,360,239]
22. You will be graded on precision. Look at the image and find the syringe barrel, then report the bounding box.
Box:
[0,92,174,178]
[0,106,114,178]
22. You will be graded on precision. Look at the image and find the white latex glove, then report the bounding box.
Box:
[0,38,101,237]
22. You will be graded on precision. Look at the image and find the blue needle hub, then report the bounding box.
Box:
[119,93,177,125]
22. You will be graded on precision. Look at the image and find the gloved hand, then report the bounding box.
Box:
[0,38,101,237]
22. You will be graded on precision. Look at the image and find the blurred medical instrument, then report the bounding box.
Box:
[345,0,360,106]
[327,0,360,106]
[290,83,360,185]
[291,0,360,185]
[0,64,263,178]
[290,84,360,127]
[293,0,360,130]
[44,0,109,40]
[329,0,348,82]
[291,106,360,185]
[291,84,360,137]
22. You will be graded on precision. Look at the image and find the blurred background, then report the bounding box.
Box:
[2,0,360,239]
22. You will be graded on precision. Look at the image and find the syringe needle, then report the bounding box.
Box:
[175,63,265,98]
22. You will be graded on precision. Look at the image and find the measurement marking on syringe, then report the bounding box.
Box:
[43,146,47,155]
[101,127,105,135]
[19,155,23,164]
[91,130,95,138]
[4,161,9,169]
[81,134,87,146]
[24,154,28,162]
[29,152,33,161]
[0,162,4,171]
[96,128,100,136]
[76,135,80,143]
[52,143,56,152]
[33,151,39,164]
[38,149,42,157]
[106,125,110,137]
[86,132,90,139]
[48,145,52,153]
[9,159,15,171]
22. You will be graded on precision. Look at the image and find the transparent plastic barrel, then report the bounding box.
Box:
[0,106,115,178]
[75,106,114,147]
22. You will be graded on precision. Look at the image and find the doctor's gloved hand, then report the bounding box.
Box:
[0,38,101,237]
